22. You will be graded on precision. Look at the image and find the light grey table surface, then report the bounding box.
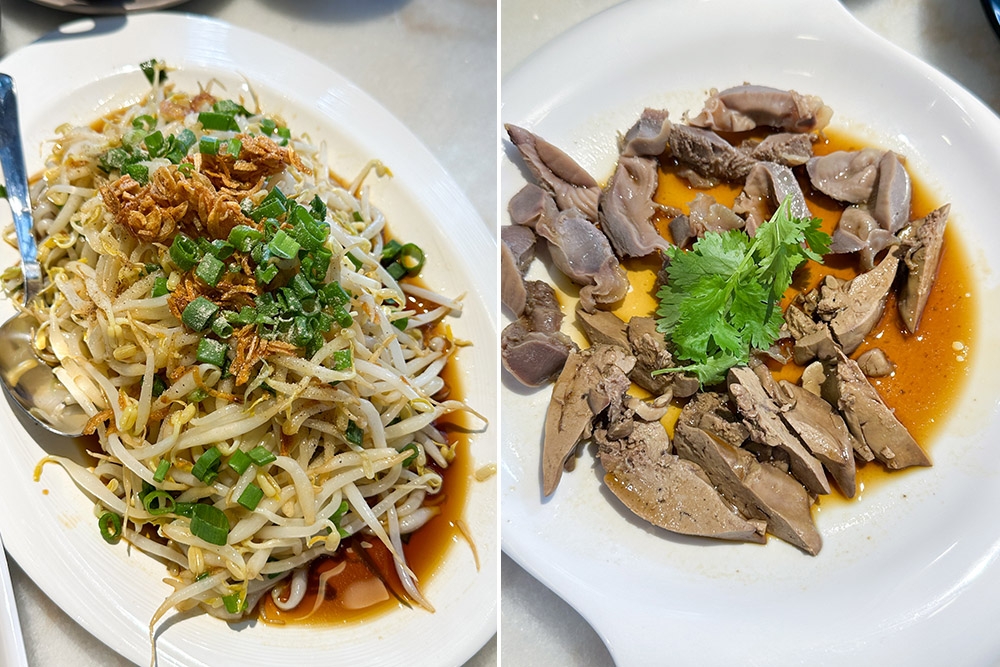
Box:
[0,0,497,665]
[499,0,1000,665]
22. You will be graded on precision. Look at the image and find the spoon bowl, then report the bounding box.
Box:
[0,73,85,437]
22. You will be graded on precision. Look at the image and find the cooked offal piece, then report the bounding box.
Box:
[598,155,670,258]
[501,281,577,387]
[508,182,559,230]
[505,124,601,221]
[667,123,756,185]
[806,148,882,204]
[856,348,895,377]
[500,225,536,317]
[673,421,822,556]
[898,204,949,333]
[818,250,900,355]
[620,108,672,158]
[669,193,745,248]
[739,132,815,166]
[871,151,912,234]
[596,418,767,544]
[536,209,629,312]
[829,206,897,271]
[822,348,930,469]
[542,344,635,495]
[727,366,830,496]
[687,84,833,134]
[733,161,812,235]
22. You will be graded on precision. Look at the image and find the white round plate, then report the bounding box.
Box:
[0,13,496,667]
[501,0,1000,664]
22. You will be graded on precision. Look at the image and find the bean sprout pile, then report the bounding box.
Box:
[9,63,476,648]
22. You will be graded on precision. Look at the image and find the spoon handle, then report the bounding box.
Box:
[0,74,42,305]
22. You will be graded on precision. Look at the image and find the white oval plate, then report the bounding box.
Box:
[501,0,1000,664]
[0,13,496,667]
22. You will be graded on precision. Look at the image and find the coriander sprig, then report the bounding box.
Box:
[655,195,830,385]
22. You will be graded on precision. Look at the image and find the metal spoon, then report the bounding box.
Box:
[0,74,87,437]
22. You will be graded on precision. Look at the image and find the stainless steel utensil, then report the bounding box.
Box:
[0,74,87,437]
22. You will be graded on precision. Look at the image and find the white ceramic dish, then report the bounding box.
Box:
[0,13,497,667]
[27,0,190,14]
[500,0,1000,664]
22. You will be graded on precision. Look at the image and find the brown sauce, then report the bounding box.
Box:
[624,128,976,497]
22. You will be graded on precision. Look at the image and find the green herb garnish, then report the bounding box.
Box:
[655,195,830,385]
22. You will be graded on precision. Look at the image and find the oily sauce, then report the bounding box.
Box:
[634,128,976,497]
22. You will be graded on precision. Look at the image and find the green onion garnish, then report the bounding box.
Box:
[237,483,264,511]
[247,446,276,467]
[143,490,176,515]
[332,349,352,371]
[345,420,363,447]
[169,233,202,271]
[151,276,169,298]
[195,253,225,287]
[182,296,219,331]
[153,459,170,483]
[198,111,240,132]
[98,512,123,544]
[227,449,253,475]
[196,337,228,367]
[191,446,223,483]
[400,443,420,467]
[188,503,230,546]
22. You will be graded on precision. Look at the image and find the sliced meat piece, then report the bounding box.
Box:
[681,391,749,449]
[667,123,756,184]
[501,224,536,273]
[506,124,601,220]
[598,156,670,258]
[668,214,695,248]
[805,148,881,204]
[776,380,858,498]
[542,344,635,495]
[628,316,699,398]
[501,281,577,387]
[871,151,912,234]
[829,206,898,271]
[727,366,830,496]
[621,108,672,158]
[733,161,812,235]
[575,307,628,355]
[857,348,895,377]
[740,132,814,167]
[508,182,559,230]
[823,348,929,469]
[673,421,822,555]
[784,303,825,341]
[501,322,577,387]
[501,242,527,317]
[792,325,839,366]
[670,193,746,248]
[536,209,629,313]
[898,204,949,333]
[687,84,833,134]
[821,250,900,355]
[597,419,767,544]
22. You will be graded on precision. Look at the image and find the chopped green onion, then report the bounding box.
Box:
[182,296,219,331]
[228,449,253,475]
[228,225,264,252]
[176,162,195,177]
[122,162,149,185]
[237,483,264,511]
[259,118,277,135]
[398,243,425,275]
[267,229,300,260]
[385,262,406,281]
[213,99,250,117]
[143,490,176,515]
[226,137,242,157]
[199,136,221,155]
[195,254,226,287]
[328,500,349,537]
[222,592,244,614]
[211,316,234,339]
[331,304,353,329]
[153,459,170,483]
[198,111,240,132]
[381,239,403,263]
[309,194,327,220]
[345,420,363,447]
[400,443,420,467]
[289,273,316,299]
[151,374,167,397]
[132,114,156,130]
[255,263,279,285]
[164,128,196,163]
[321,282,351,306]
[99,512,123,544]
[247,446,276,467]
[188,503,230,546]
[143,130,165,157]
[352,211,364,223]
[346,252,364,271]
[169,233,202,270]
[196,337,228,367]
[392,316,408,331]
[187,387,209,403]
[151,276,169,298]
[191,446,223,483]
[332,349,352,371]
[139,59,167,85]
[210,239,235,260]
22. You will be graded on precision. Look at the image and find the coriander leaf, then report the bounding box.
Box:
[655,193,830,385]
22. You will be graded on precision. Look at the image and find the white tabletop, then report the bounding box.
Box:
[0,0,497,665]
[499,0,1000,664]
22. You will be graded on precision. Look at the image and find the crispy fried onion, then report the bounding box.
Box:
[101,166,256,243]
[230,324,297,386]
[167,272,260,321]
[200,134,308,191]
